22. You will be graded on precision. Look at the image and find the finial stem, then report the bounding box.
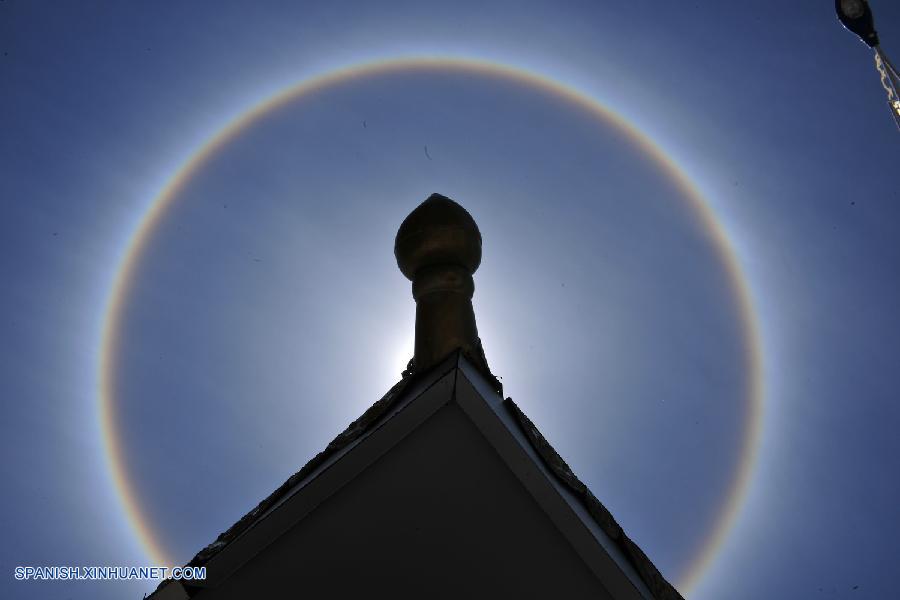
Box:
[412,264,480,371]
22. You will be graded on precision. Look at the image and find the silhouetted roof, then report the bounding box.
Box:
[152,352,683,600]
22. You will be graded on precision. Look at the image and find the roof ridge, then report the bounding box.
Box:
[503,398,685,600]
[187,373,415,568]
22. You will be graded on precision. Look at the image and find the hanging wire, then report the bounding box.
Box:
[874,46,900,130]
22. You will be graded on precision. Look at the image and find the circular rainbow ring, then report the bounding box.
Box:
[99,56,764,595]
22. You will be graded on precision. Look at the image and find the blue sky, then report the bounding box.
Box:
[2,2,899,598]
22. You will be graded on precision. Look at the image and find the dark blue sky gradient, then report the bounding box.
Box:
[2,2,899,599]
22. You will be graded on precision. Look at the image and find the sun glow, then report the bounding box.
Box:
[391,334,415,381]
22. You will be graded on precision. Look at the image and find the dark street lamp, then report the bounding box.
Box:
[836,0,900,130]
[836,0,879,47]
